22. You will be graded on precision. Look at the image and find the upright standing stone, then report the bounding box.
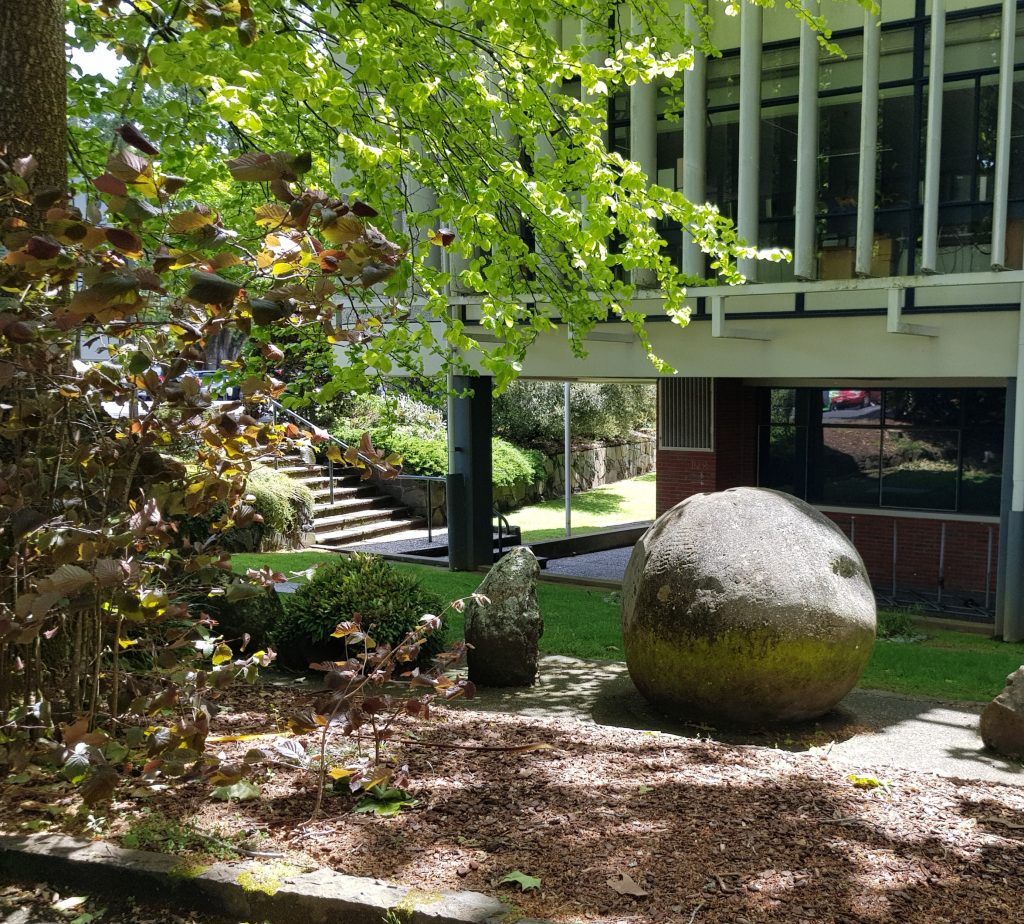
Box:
[465,547,543,686]
[980,666,1024,758]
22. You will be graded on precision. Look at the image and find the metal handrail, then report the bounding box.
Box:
[268,398,446,543]
[493,508,512,558]
[268,398,388,477]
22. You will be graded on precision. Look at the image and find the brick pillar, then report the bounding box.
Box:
[656,378,760,514]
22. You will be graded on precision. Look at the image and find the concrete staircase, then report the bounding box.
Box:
[276,453,425,548]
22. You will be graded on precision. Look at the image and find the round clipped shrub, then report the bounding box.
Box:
[622,487,876,724]
[275,554,446,670]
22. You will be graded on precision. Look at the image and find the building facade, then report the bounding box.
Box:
[437,0,1024,638]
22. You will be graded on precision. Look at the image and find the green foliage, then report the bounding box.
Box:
[332,422,540,489]
[500,871,543,892]
[122,812,233,860]
[245,466,314,542]
[353,785,418,817]
[63,0,779,395]
[275,554,447,668]
[178,465,313,552]
[876,609,921,640]
[493,382,656,446]
[338,392,444,439]
[493,440,546,487]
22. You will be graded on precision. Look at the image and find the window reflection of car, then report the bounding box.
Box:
[823,389,881,411]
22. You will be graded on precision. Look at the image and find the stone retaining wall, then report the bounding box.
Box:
[381,435,656,523]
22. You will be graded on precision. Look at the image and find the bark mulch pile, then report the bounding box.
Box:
[3,683,1023,924]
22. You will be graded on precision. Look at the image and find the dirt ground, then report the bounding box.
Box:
[3,683,1024,924]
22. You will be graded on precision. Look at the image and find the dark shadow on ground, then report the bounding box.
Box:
[450,655,1023,784]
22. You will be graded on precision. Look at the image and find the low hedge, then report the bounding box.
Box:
[332,425,544,489]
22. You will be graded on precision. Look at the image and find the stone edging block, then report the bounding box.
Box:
[0,834,553,924]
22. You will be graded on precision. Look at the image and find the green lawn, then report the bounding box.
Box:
[507,472,655,542]
[232,552,623,660]
[232,550,1023,702]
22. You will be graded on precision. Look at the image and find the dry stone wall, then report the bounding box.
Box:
[378,436,656,523]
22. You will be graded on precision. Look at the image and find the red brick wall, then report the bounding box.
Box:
[826,512,998,599]
[713,379,759,489]
[656,450,716,513]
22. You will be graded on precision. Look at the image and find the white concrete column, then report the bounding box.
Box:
[630,11,659,289]
[991,0,1017,269]
[920,0,946,274]
[737,2,763,280]
[535,16,563,164]
[682,1,707,279]
[855,5,882,276]
[793,8,820,280]
[1000,287,1024,641]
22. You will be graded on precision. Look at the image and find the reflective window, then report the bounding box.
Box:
[759,387,1004,515]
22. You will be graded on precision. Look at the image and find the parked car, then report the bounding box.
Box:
[823,389,879,410]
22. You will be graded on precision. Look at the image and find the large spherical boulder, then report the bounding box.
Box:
[622,487,876,724]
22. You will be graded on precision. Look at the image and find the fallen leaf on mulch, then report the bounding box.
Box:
[607,871,649,897]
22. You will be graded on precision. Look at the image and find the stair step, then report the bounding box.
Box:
[308,481,366,499]
[315,517,426,547]
[275,464,323,475]
[312,498,389,524]
[313,486,380,509]
[314,506,407,534]
[290,475,333,487]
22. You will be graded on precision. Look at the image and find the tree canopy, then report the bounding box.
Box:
[62,0,764,390]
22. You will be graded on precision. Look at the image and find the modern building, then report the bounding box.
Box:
[385,0,1024,640]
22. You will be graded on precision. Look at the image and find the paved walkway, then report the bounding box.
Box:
[456,655,1024,787]
[342,524,635,583]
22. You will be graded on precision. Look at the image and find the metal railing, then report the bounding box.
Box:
[268,398,446,543]
[493,508,512,558]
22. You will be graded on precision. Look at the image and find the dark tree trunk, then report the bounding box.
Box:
[203,327,247,370]
[0,0,67,206]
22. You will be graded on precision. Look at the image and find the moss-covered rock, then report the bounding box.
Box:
[622,487,876,724]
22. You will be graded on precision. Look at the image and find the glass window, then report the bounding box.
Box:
[822,389,883,424]
[706,112,739,220]
[881,428,959,510]
[818,427,882,506]
[759,387,1004,515]
[761,425,807,497]
[961,427,1003,514]
[885,389,961,427]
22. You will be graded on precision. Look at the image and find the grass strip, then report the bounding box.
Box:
[230,551,1023,702]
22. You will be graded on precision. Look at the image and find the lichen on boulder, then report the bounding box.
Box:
[622,487,876,724]
[465,547,543,687]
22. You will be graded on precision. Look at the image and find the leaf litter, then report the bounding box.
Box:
[3,682,1024,924]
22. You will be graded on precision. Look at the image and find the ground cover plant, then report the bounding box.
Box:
[231,552,1024,703]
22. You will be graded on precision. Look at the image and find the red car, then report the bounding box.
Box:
[824,389,881,410]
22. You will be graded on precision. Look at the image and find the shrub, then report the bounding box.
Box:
[245,466,315,543]
[275,554,446,669]
[330,425,540,489]
[203,588,284,654]
[493,439,545,486]
[492,381,656,446]
[877,609,923,640]
[177,465,314,552]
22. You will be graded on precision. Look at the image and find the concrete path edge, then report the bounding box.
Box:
[0,833,552,924]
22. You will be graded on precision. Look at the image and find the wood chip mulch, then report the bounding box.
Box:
[3,682,1024,924]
